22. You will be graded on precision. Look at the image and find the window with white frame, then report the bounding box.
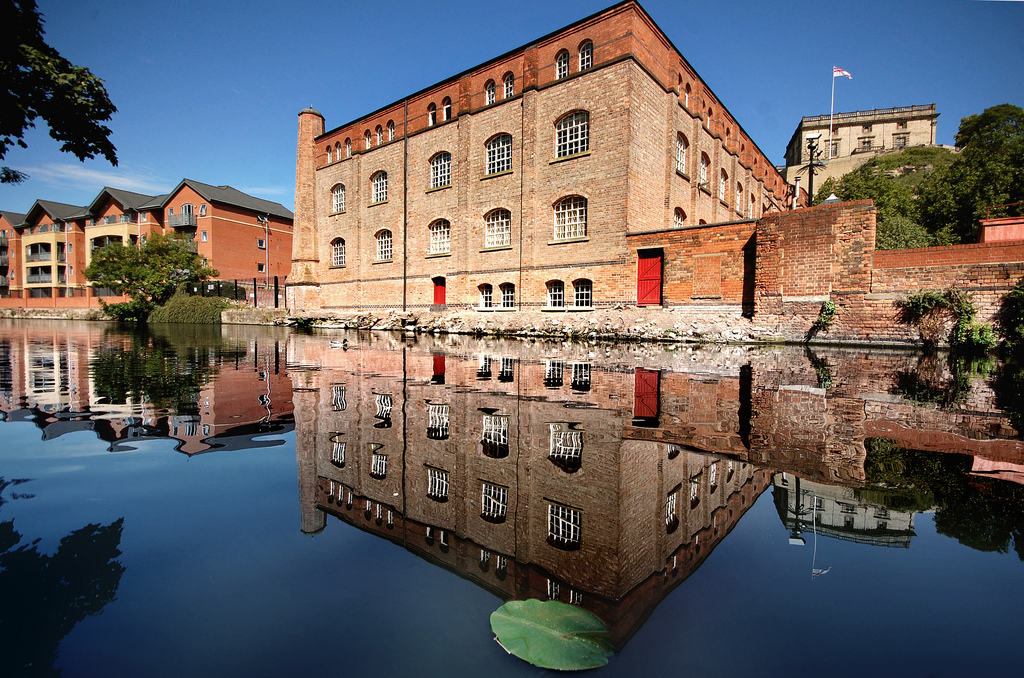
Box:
[442,97,452,121]
[482,414,509,457]
[485,80,495,105]
[555,50,569,79]
[709,462,718,490]
[573,279,592,308]
[736,183,743,213]
[676,133,689,173]
[388,120,395,141]
[750,193,756,218]
[481,482,508,522]
[554,196,587,240]
[427,404,450,439]
[545,360,564,387]
[503,72,514,98]
[699,153,710,186]
[331,238,346,267]
[477,354,492,378]
[499,357,515,382]
[719,169,728,202]
[430,152,451,188]
[548,579,560,600]
[547,502,581,549]
[579,41,593,70]
[376,125,383,145]
[365,131,372,149]
[371,450,387,478]
[375,393,393,420]
[674,208,686,228]
[429,220,451,255]
[428,104,437,126]
[547,280,564,307]
[331,384,347,411]
[479,284,493,308]
[326,146,332,163]
[690,478,700,508]
[376,230,392,261]
[485,209,511,248]
[486,134,513,175]
[500,283,515,308]
[555,111,589,158]
[371,171,388,203]
[334,143,341,160]
[332,184,345,212]
[569,590,582,605]
[665,490,678,530]
[332,439,346,467]
[257,238,266,249]
[346,138,352,156]
[426,467,450,501]
[570,362,591,390]
[549,423,582,463]
[201,231,208,242]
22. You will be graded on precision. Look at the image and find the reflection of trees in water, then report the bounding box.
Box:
[993,354,1024,434]
[90,324,244,413]
[863,438,1024,559]
[889,353,993,409]
[0,478,125,677]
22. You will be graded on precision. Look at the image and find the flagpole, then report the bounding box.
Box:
[829,66,835,159]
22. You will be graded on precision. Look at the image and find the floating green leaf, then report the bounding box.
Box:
[490,599,614,671]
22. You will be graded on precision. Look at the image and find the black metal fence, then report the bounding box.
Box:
[183,276,282,308]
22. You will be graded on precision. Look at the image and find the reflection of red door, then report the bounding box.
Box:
[433,355,445,378]
[634,368,660,419]
[433,277,446,305]
[637,251,662,305]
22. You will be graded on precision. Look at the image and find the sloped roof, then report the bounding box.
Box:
[0,210,27,226]
[87,187,158,214]
[161,179,293,220]
[24,199,89,225]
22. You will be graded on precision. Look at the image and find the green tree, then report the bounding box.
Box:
[84,233,218,321]
[919,103,1024,243]
[814,146,956,250]
[1,0,118,183]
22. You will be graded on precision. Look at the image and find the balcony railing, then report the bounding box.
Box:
[0,254,8,267]
[26,251,52,263]
[27,273,53,284]
[168,214,197,228]
[0,233,7,246]
[0,277,8,287]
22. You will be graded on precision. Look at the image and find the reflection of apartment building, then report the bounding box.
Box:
[782,104,940,190]
[0,180,292,307]
[292,340,769,647]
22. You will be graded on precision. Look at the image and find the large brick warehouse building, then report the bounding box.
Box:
[288,0,793,315]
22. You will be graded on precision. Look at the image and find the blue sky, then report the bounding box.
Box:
[2,0,1022,214]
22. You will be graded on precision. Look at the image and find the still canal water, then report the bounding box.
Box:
[1,320,1022,676]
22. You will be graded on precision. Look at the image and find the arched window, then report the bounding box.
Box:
[429,219,451,255]
[326,146,332,163]
[578,41,593,71]
[335,141,342,159]
[371,171,388,204]
[345,138,352,156]
[555,50,570,79]
[555,111,589,158]
[485,209,511,248]
[430,152,451,189]
[479,284,493,308]
[503,72,515,99]
[736,182,744,214]
[573,279,592,308]
[675,133,688,174]
[331,238,346,267]
[554,196,587,240]
[387,120,395,141]
[674,208,686,228]
[331,184,346,213]
[365,130,372,149]
[376,230,393,261]
[500,283,515,308]
[750,193,756,218]
[428,103,437,126]
[376,126,383,145]
[485,80,496,105]
[442,97,452,121]
[547,280,564,307]
[486,134,513,175]
[719,169,728,202]
[684,83,691,108]
[699,153,710,186]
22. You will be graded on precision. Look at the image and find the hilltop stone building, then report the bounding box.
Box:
[289,0,792,315]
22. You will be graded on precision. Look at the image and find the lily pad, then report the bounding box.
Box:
[490,599,614,671]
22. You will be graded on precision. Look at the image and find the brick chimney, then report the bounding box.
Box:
[287,107,325,311]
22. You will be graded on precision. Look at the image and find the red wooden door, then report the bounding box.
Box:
[637,251,662,305]
[634,368,660,419]
[433,277,446,305]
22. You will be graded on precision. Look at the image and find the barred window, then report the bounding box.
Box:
[375,394,392,421]
[547,280,564,307]
[376,230,392,261]
[500,283,515,308]
[555,50,569,79]
[331,384,347,411]
[676,133,688,173]
[427,404,450,439]
[331,439,346,467]
[486,134,513,175]
[570,362,591,391]
[545,360,564,387]
[549,423,582,463]
[479,284,493,308]
[371,451,387,479]
[690,478,700,508]
[665,490,678,531]
[426,467,449,502]
[499,357,515,382]
[674,208,686,228]
[548,579,560,600]
[371,171,388,203]
[579,41,593,70]
[331,238,346,267]
[485,80,496,105]
[554,196,587,240]
[430,152,451,188]
[555,111,589,158]
[481,482,508,522]
[477,354,492,378]
[503,72,515,98]
[709,462,718,490]
[482,414,509,457]
[547,502,581,549]
[485,209,511,247]
[429,219,451,254]
[719,169,728,202]
[332,184,345,213]
[573,279,592,308]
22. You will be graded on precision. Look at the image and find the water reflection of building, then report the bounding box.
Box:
[0,321,293,453]
[292,339,769,648]
[772,473,919,548]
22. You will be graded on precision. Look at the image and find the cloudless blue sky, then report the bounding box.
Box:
[2,0,1022,213]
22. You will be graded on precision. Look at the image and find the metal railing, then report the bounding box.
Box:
[26,251,52,262]
[168,214,197,228]
[26,273,53,284]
